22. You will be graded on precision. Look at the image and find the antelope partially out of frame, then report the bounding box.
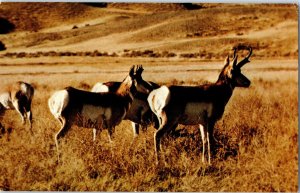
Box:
[0,81,34,132]
[48,66,137,157]
[148,47,253,164]
[91,65,160,139]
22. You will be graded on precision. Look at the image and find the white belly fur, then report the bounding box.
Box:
[181,102,213,125]
[81,105,112,123]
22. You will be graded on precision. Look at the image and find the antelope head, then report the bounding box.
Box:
[129,65,138,96]
[117,65,137,97]
[134,65,153,94]
[218,46,252,88]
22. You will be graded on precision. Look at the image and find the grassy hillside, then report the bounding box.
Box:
[0,3,297,58]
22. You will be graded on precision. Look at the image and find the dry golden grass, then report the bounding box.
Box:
[0,3,297,191]
[0,58,297,191]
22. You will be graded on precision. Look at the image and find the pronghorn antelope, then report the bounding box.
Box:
[148,47,253,164]
[48,66,137,157]
[0,81,34,132]
[91,65,160,139]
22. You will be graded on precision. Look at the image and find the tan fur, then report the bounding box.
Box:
[150,47,253,165]
[92,65,160,139]
[116,75,133,96]
[0,81,34,132]
[49,66,136,161]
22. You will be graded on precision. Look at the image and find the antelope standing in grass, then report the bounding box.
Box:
[148,47,253,164]
[48,66,137,158]
[91,65,160,139]
[0,81,34,132]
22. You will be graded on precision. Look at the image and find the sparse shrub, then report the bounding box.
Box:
[92,50,101,56]
[102,52,108,56]
[84,51,92,56]
[143,50,154,55]
[109,52,118,57]
[180,53,200,58]
[16,52,26,58]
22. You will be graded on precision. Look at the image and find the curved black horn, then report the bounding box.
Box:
[135,65,144,76]
[129,65,135,77]
[233,47,237,59]
[232,47,238,67]
[236,47,252,68]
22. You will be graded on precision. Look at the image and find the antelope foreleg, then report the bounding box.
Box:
[199,123,211,164]
[12,100,25,124]
[131,122,139,138]
[26,111,33,134]
[93,128,97,141]
[206,128,211,165]
[107,127,115,143]
[199,124,206,163]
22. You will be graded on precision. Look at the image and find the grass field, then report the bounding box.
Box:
[0,57,297,191]
[0,2,298,192]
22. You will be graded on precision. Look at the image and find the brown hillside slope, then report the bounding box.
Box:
[0,3,104,32]
[0,3,298,58]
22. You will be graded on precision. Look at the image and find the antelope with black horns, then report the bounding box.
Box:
[48,65,137,159]
[91,65,160,140]
[148,46,253,165]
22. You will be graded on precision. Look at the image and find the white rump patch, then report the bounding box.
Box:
[48,90,69,119]
[147,85,170,116]
[91,83,109,93]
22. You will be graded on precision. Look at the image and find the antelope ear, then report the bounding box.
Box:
[136,65,144,75]
[232,55,238,68]
[139,65,144,73]
[224,55,230,66]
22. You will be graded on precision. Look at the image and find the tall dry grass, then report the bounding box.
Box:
[0,70,297,191]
